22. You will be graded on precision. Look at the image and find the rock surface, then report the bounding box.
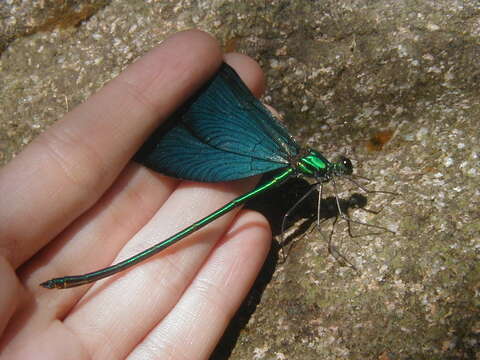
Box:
[1,1,479,359]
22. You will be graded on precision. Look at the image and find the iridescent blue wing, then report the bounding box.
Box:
[134,63,300,182]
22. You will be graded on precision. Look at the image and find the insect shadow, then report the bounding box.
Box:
[246,175,384,258]
[212,176,387,359]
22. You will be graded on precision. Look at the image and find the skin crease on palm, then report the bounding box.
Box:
[0,30,272,359]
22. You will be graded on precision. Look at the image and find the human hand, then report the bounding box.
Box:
[0,30,271,359]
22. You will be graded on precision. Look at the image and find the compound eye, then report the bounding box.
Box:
[341,156,353,175]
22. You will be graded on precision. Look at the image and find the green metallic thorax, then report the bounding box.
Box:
[295,149,331,178]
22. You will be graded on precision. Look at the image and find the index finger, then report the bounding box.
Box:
[0,30,223,268]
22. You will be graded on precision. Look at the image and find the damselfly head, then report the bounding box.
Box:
[334,156,353,176]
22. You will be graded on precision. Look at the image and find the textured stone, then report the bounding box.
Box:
[1,1,479,359]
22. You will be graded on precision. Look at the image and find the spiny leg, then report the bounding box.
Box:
[332,177,396,235]
[306,187,359,271]
[321,176,396,271]
[345,175,399,214]
[344,194,392,238]
[279,182,320,261]
[325,214,359,272]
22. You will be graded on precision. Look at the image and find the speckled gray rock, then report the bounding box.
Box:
[0,1,107,53]
[1,1,479,359]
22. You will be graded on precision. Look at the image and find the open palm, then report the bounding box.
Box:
[0,30,270,360]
